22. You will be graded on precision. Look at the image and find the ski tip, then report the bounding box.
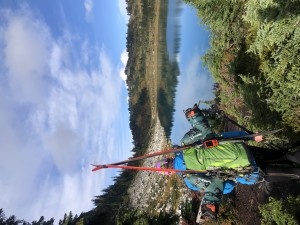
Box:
[91,164,104,172]
[91,164,99,167]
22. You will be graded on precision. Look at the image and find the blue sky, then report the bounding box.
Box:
[0,0,132,222]
[172,4,214,143]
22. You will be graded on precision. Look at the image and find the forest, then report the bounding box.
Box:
[185,0,300,146]
[183,0,300,223]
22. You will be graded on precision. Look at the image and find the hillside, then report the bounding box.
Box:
[118,0,192,223]
[76,0,186,224]
[185,0,300,145]
[126,0,179,150]
[183,0,300,224]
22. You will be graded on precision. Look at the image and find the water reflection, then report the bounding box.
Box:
[166,0,182,61]
[163,1,215,143]
[156,0,182,138]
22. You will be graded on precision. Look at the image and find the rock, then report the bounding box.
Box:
[127,117,193,217]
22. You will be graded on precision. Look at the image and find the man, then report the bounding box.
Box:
[173,103,300,220]
[180,103,299,176]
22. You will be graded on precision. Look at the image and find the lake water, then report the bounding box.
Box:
[166,1,215,144]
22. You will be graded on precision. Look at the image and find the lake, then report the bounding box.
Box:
[165,0,215,144]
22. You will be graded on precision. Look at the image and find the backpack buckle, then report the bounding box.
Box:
[203,139,219,148]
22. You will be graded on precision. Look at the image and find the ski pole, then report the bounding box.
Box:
[223,115,253,134]
[228,129,282,140]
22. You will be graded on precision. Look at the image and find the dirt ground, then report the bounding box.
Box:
[234,180,300,225]
[220,115,300,224]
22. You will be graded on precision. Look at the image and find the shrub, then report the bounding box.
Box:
[259,195,300,225]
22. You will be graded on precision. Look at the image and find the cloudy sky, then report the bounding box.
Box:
[0,0,133,222]
[0,0,214,222]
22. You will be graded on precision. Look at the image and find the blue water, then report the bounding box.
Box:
[167,1,215,144]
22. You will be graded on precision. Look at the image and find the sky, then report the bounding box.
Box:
[171,4,214,143]
[0,0,133,222]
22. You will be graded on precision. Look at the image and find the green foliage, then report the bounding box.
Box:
[187,0,300,146]
[116,208,143,225]
[128,87,152,149]
[0,209,55,225]
[180,199,199,225]
[243,0,300,132]
[259,196,300,225]
[116,208,179,225]
[75,218,84,225]
[185,0,246,72]
[217,196,241,225]
[31,216,54,225]
[0,209,5,225]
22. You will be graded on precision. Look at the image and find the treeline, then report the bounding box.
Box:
[68,0,180,224]
[157,0,181,138]
[126,0,180,148]
[0,208,55,225]
[185,0,300,146]
[125,0,157,151]
[74,169,137,225]
[0,171,138,225]
[0,207,86,225]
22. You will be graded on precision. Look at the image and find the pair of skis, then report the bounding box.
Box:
[91,129,282,173]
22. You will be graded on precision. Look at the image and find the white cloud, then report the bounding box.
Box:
[49,44,62,75]
[171,54,214,143]
[3,10,51,104]
[120,49,128,66]
[0,5,131,222]
[119,49,128,83]
[176,53,181,63]
[84,0,94,21]
[84,0,93,13]
[81,39,90,65]
[0,92,46,220]
[44,124,81,173]
[177,54,214,109]
[118,0,129,23]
